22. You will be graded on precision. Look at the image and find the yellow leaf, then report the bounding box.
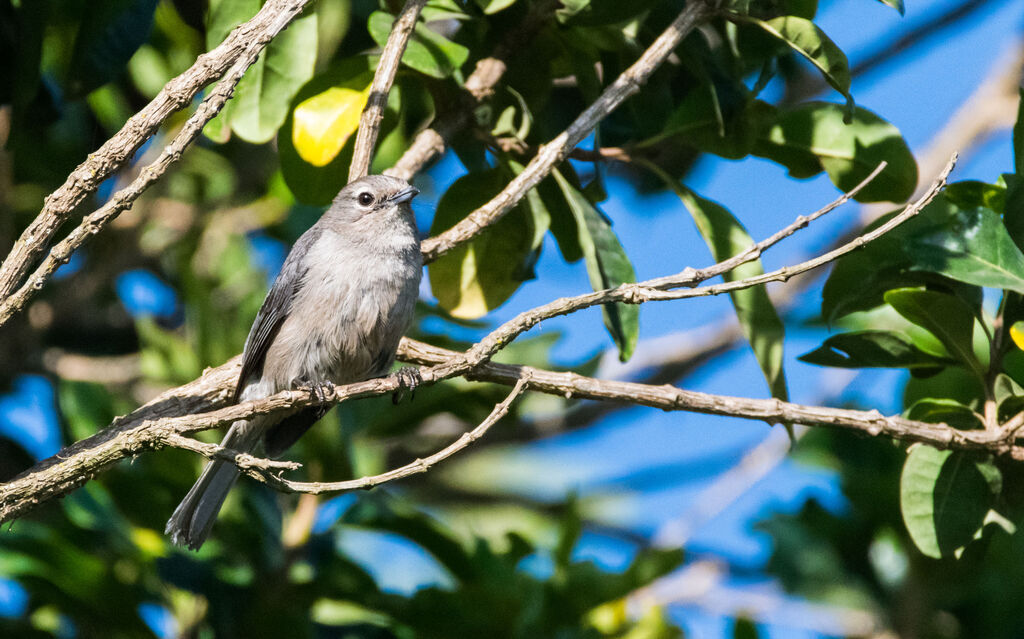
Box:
[1011,321,1024,351]
[445,244,491,319]
[291,85,370,167]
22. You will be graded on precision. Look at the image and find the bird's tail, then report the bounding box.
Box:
[165,418,264,550]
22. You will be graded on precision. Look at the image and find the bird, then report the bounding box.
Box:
[165,175,423,550]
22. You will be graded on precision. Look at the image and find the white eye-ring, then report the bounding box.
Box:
[357,192,375,206]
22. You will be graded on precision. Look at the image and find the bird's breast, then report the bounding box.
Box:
[262,231,421,390]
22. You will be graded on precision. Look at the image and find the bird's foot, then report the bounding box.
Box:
[299,379,336,404]
[392,367,422,405]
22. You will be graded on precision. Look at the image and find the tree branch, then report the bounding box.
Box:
[211,375,530,494]
[385,0,561,181]
[418,0,714,263]
[348,0,427,182]
[0,0,316,305]
[0,47,266,327]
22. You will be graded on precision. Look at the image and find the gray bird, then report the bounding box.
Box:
[165,175,422,550]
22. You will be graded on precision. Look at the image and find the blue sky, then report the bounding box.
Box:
[2,0,1022,636]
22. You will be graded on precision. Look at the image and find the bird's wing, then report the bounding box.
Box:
[233,227,322,401]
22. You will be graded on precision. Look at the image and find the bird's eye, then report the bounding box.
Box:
[358,192,375,206]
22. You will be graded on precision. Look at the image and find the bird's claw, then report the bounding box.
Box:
[392,367,422,405]
[300,379,336,404]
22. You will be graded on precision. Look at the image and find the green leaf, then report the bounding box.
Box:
[742,16,852,115]
[368,12,469,79]
[876,0,905,15]
[904,398,983,430]
[733,617,760,639]
[900,446,1000,558]
[473,0,518,14]
[905,207,1024,294]
[556,0,591,22]
[533,175,583,263]
[820,198,988,322]
[660,92,777,162]
[556,0,662,25]
[798,330,955,370]
[552,169,638,361]
[756,102,917,202]
[883,288,983,379]
[667,184,788,403]
[206,0,318,144]
[993,373,1024,422]
[943,181,1006,212]
[422,0,471,21]
[428,167,549,318]
[783,0,818,18]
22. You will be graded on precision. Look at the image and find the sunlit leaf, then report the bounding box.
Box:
[206,0,318,144]
[367,11,469,79]
[900,445,1000,558]
[473,0,518,14]
[884,288,983,379]
[1011,321,1024,351]
[428,167,548,318]
[904,398,983,430]
[292,85,371,167]
[875,0,905,14]
[905,206,1024,294]
[756,102,917,202]
[821,198,985,322]
[742,16,852,115]
[278,60,381,204]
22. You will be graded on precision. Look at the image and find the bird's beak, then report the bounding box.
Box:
[391,186,419,205]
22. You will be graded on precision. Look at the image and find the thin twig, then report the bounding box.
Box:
[0,50,265,326]
[0,0,315,306]
[385,0,560,181]
[418,1,713,263]
[160,432,302,473]
[640,160,888,289]
[455,155,954,375]
[349,0,427,182]
[223,375,530,494]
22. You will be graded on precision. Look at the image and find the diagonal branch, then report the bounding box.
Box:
[348,0,428,182]
[0,0,316,305]
[418,0,714,263]
[0,47,269,327]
